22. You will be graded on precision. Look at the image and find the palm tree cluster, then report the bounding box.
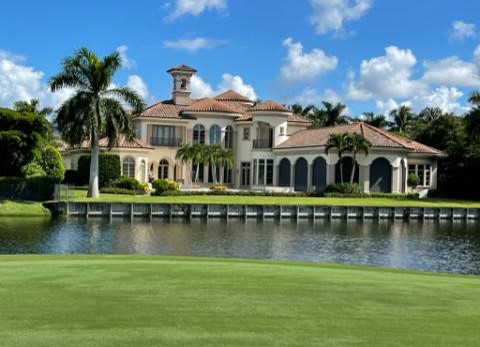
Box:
[176,143,234,185]
[291,101,350,128]
[325,132,372,184]
[49,48,145,198]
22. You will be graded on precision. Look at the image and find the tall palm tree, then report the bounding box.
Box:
[49,47,145,197]
[205,144,222,184]
[325,133,349,183]
[361,112,389,128]
[14,99,53,117]
[176,143,195,182]
[345,133,371,183]
[217,148,235,184]
[390,105,414,133]
[322,101,350,127]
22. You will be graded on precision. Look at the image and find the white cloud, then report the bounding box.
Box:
[127,75,149,100]
[116,45,135,70]
[190,73,257,100]
[347,46,428,100]
[0,49,73,110]
[291,87,341,105]
[280,37,337,83]
[310,0,373,35]
[450,20,476,41]
[163,37,228,52]
[167,0,226,20]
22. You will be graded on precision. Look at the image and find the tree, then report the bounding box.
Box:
[464,91,480,139]
[344,133,371,183]
[361,112,389,128]
[217,148,235,184]
[390,105,415,134]
[49,47,145,197]
[290,103,304,114]
[14,99,53,117]
[205,144,222,184]
[321,101,350,127]
[0,108,50,177]
[418,107,443,124]
[325,133,350,183]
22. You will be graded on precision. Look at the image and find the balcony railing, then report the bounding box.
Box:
[150,137,183,147]
[253,138,273,149]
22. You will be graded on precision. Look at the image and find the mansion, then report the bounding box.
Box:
[62,65,442,194]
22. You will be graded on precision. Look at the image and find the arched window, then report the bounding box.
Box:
[180,78,187,90]
[209,124,221,144]
[193,124,205,144]
[158,159,169,179]
[122,157,135,178]
[224,125,233,149]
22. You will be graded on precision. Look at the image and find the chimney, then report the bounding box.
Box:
[166,64,197,105]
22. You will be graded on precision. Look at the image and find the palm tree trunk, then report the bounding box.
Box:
[339,156,344,184]
[195,163,200,185]
[212,164,217,184]
[219,166,224,184]
[87,133,100,198]
[350,154,356,184]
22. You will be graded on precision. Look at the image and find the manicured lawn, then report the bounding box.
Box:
[0,199,51,217]
[68,189,480,207]
[0,255,478,347]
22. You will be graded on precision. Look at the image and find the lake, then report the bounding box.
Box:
[1,217,479,274]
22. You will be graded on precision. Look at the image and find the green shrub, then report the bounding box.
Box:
[114,176,142,190]
[23,162,46,178]
[37,145,64,183]
[62,170,78,185]
[0,176,55,201]
[210,183,226,192]
[408,173,421,188]
[77,154,121,187]
[152,179,180,195]
[324,183,362,195]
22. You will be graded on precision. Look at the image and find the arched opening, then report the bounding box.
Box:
[224,125,233,149]
[193,124,205,144]
[335,157,359,184]
[209,124,221,145]
[370,158,392,193]
[312,157,327,192]
[122,157,135,178]
[278,158,291,187]
[294,158,308,192]
[158,159,169,179]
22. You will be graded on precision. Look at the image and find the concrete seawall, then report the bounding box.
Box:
[44,201,480,220]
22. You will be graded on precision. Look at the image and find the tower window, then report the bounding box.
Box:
[180,78,187,90]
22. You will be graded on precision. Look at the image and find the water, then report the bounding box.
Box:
[1,217,480,274]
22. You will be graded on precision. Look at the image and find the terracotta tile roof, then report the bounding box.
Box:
[66,135,153,151]
[183,98,239,114]
[249,100,291,113]
[167,64,197,73]
[235,113,311,124]
[214,90,253,103]
[275,122,442,155]
[138,100,195,119]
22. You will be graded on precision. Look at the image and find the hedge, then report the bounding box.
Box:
[0,176,56,201]
[100,187,148,195]
[77,154,121,187]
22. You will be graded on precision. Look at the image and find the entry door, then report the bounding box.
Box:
[241,162,251,187]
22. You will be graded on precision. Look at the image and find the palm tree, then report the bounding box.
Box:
[344,133,371,183]
[419,107,443,123]
[290,103,304,114]
[305,105,326,128]
[390,105,414,133]
[361,112,389,128]
[325,133,349,183]
[176,143,195,182]
[49,47,145,197]
[322,101,350,127]
[205,144,222,184]
[217,148,235,184]
[14,99,53,117]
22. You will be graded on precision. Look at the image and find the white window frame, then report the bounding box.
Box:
[122,157,136,178]
[408,164,432,187]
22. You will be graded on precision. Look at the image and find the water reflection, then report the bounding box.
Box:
[0,217,479,274]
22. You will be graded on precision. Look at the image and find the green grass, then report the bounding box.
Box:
[68,188,480,207]
[0,199,51,217]
[0,255,478,347]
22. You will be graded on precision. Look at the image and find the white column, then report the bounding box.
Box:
[141,123,148,141]
[359,164,370,193]
[290,163,295,188]
[307,163,313,192]
[391,166,400,193]
[327,164,336,185]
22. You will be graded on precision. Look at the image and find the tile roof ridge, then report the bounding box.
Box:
[360,122,411,149]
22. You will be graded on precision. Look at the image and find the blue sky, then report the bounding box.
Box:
[1,0,480,116]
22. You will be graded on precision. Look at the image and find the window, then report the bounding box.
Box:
[152,125,175,146]
[243,127,250,140]
[209,124,221,144]
[279,127,285,136]
[266,159,274,185]
[158,159,169,179]
[258,159,265,185]
[253,159,257,185]
[225,125,233,149]
[180,78,187,90]
[408,164,432,187]
[122,157,135,178]
[241,162,251,187]
[193,124,205,144]
[224,168,233,184]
